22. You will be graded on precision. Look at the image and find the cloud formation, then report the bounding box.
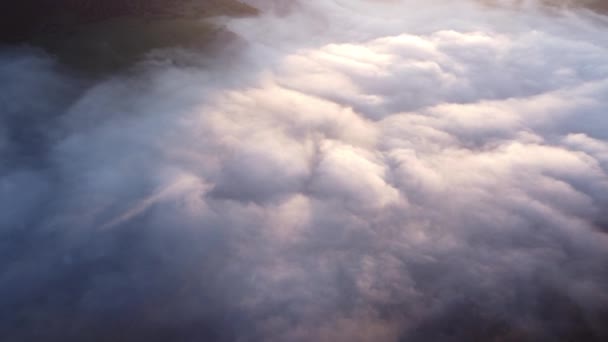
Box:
[1,1,608,341]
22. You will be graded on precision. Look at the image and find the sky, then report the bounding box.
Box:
[1,1,608,341]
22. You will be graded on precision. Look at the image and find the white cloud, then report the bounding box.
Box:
[2,1,608,341]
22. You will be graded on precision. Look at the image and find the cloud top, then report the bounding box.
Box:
[1,1,608,341]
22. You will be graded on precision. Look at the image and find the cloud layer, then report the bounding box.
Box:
[1,1,608,341]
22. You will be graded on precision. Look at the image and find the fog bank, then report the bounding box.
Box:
[1,1,608,341]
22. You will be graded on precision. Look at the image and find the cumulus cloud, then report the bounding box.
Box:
[1,1,608,341]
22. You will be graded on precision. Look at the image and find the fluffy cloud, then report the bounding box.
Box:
[1,1,608,341]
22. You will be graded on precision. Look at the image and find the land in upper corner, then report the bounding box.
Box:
[1,1,259,74]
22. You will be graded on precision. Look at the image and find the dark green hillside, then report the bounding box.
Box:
[1,1,258,73]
